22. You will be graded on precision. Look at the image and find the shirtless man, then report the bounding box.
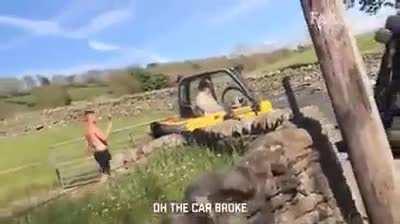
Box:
[83,110,113,180]
[195,78,224,114]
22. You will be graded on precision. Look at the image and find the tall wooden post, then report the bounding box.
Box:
[300,1,399,223]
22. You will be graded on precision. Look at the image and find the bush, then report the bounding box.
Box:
[131,69,169,91]
[108,73,141,96]
[31,85,72,108]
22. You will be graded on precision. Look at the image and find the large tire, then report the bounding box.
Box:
[150,122,185,138]
[386,15,400,35]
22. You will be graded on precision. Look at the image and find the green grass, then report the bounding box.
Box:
[256,33,382,73]
[3,86,111,107]
[3,94,36,106]
[8,146,239,224]
[67,86,111,102]
[258,48,317,72]
[0,110,171,207]
[356,32,381,54]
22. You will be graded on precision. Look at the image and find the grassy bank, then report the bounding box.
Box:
[7,146,238,224]
[256,33,381,73]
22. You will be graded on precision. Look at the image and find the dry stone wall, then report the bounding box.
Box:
[168,128,346,224]
[167,106,365,224]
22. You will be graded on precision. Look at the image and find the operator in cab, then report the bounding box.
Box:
[195,78,224,115]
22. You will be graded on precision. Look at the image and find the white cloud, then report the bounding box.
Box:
[0,7,133,39]
[0,16,62,35]
[88,40,120,51]
[20,48,168,76]
[209,0,269,24]
[69,8,134,38]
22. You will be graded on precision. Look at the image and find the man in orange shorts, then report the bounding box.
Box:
[83,110,113,180]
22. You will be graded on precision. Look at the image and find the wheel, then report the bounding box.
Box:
[386,15,400,35]
[150,122,165,138]
[150,122,185,138]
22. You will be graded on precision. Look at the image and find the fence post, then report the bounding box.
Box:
[300,1,400,223]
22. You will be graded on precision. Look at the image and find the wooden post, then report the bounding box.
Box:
[300,1,399,223]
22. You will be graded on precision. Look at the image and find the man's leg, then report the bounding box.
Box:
[93,152,103,173]
[103,150,111,175]
[94,151,108,174]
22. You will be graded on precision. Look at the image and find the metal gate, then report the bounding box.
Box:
[48,120,159,189]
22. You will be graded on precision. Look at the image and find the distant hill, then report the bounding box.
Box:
[144,32,380,78]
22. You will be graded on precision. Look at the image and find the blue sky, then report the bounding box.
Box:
[0,0,394,77]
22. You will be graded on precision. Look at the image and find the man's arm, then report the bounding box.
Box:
[93,115,113,144]
[105,115,113,138]
[86,141,93,156]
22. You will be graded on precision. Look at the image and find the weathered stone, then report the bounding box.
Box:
[264,178,279,198]
[240,150,272,177]
[290,194,324,218]
[221,167,255,197]
[169,214,214,224]
[275,174,300,194]
[35,124,44,131]
[177,125,349,223]
[184,172,223,203]
[270,193,294,209]
[139,134,186,155]
[294,210,320,224]
[290,151,319,175]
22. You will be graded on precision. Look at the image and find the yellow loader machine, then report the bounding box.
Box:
[150,66,274,138]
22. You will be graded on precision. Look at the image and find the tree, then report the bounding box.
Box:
[108,72,141,96]
[36,75,51,86]
[23,75,37,90]
[65,75,76,85]
[301,1,400,223]
[130,68,169,91]
[345,0,396,14]
[146,62,159,69]
[51,75,69,85]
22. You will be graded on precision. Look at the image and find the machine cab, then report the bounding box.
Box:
[177,67,257,118]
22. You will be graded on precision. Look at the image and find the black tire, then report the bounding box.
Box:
[386,15,400,35]
[150,122,185,138]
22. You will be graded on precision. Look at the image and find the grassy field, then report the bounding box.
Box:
[6,146,239,224]
[255,33,381,73]
[2,85,111,107]
[0,110,171,207]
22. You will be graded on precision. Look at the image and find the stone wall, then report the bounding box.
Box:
[167,107,366,224]
[40,88,177,126]
[247,53,381,98]
[168,128,347,224]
